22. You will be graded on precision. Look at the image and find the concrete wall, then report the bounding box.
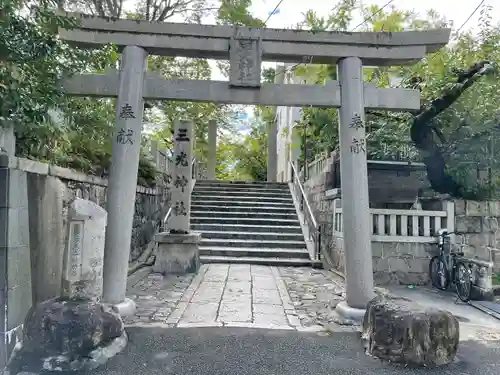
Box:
[13,157,170,304]
[0,154,32,367]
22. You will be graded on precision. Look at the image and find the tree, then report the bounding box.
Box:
[292,1,500,199]
[232,118,268,181]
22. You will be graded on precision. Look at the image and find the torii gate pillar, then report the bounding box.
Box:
[102,45,148,316]
[335,57,374,318]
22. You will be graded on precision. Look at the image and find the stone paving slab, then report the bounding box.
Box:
[125,263,324,331]
[278,267,353,332]
[123,268,196,326]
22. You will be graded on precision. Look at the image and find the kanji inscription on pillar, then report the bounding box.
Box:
[349,113,364,129]
[349,137,366,154]
[116,128,134,145]
[169,120,194,234]
[62,198,107,301]
[119,103,136,119]
[229,36,262,88]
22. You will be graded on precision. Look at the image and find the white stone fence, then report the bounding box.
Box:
[333,201,455,243]
[304,155,329,180]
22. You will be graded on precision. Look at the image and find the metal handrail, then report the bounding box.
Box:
[162,156,197,231]
[289,161,321,260]
[290,162,318,229]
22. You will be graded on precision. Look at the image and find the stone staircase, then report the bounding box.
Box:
[191,180,320,267]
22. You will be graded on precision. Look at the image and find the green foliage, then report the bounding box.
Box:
[232,118,268,181]
[293,1,500,198]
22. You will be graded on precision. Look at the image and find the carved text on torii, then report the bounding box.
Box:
[229,37,262,88]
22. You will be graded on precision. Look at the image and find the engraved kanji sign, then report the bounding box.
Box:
[229,36,262,88]
[169,120,194,234]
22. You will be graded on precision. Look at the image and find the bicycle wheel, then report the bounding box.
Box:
[429,256,450,290]
[455,262,472,302]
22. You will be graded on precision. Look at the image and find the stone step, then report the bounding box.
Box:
[191,200,295,208]
[190,205,297,214]
[190,210,299,220]
[200,238,307,249]
[199,246,310,259]
[197,230,304,241]
[195,180,289,189]
[191,216,299,226]
[193,186,290,194]
[192,223,302,234]
[191,195,293,203]
[200,255,320,267]
[192,189,291,198]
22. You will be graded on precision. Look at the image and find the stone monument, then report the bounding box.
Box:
[62,198,107,300]
[154,120,201,274]
[5,199,127,374]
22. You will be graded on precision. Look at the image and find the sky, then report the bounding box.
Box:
[208,0,499,80]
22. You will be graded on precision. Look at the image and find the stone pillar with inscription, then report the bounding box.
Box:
[102,46,147,316]
[62,198,107,300]
[153,120,201,274]
[207,119,217,180]
[335,57,375,321]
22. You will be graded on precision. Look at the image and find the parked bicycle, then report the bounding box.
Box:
[429,229,473,302]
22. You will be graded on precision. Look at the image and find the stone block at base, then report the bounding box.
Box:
[153,232,201,274]
[114,297,137,317]
[6,298,127,374]
[335,301,366,325]
[362,295,459,367]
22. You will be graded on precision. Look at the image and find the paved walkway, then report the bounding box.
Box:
[127,264,312,330]
[125,263,500,340]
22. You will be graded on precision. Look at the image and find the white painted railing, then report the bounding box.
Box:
[306,156,328,180]
[333,201,455,243]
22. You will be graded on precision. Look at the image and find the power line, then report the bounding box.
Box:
[351,0,396,31]
[454,0,485,36]
[264,0,285,26]
[424,0,487,67]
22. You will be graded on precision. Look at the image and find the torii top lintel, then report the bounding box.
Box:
[59,12,451,66]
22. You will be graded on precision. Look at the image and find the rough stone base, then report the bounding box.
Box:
[362,295,459,367]
[153,232,201,274]
[5,298,126,374]
[114,298,137,317]
[334,301,365,325]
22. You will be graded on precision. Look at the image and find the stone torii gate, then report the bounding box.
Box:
[58,13,450,318]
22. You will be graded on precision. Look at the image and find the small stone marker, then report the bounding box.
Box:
[62,198,107,301]
[169,120,193,234]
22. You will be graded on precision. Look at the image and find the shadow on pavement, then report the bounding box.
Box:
[68,326,500,375]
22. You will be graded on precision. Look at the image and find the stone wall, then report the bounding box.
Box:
[332,236,435,285]
[15,157,170,304]
[324,198,500,286]
[452,200,500,272]
[302,156,500,284]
